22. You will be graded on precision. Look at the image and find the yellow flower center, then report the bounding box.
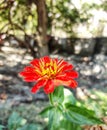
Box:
[40,60,57,79]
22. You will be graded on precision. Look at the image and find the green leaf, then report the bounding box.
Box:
[48,107,62,130]
[8,112,27,130]
[63,88,76,105]
[48,108,55,130]
[64,103,103,125]
[59,119,82,130]
[17,124,38,130]
[39,106,54,116]
[0,125,4,130]
[49,86,64,105]
[40,104,63,129]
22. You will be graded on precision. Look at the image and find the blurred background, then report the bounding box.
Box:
[0,0,107,129]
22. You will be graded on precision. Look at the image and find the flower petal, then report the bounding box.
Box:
[56,74,69,81]
[30,59,39,67]
[20,71,38,77]
[23,66,35,72]
[65,71,78,78]
[62,64,74,72]
[57,61,73,73]
[53,79,63,86]
[54,79,77,89]
[31,84,39,93]
[43,56,50,63]
[57,60,67,69]
[31,80,46,93]
[19,70,40,82]
[24,76,39,82]
[69,80,78,88]
[44,80,54,94]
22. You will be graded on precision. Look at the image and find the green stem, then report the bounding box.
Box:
[48,93,54,105]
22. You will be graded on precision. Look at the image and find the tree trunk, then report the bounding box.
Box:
[35,0,49,57]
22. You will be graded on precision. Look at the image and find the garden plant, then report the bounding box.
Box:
[19,56,103,130]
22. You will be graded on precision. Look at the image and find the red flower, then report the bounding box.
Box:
[19,56,78,94]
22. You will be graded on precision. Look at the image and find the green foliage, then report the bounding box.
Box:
[0,0,107,36]
[40,106,54,116]
[8,112,27,130]
[50,86,64,104]
[79,90,107,117]
[0,0,37,35]
[63,88,76,105]
[17,124,38,130]
[0,125,4,130]
[59,120,82,130]
[0,111,39,130]
[64,103,103,125]
[48,106,62,130]
[40,87,103,130]
[46,0,93,35]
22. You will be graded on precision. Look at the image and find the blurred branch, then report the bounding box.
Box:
[0,5,8,10]
[8,3,26,34]
[0,0,14,10]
